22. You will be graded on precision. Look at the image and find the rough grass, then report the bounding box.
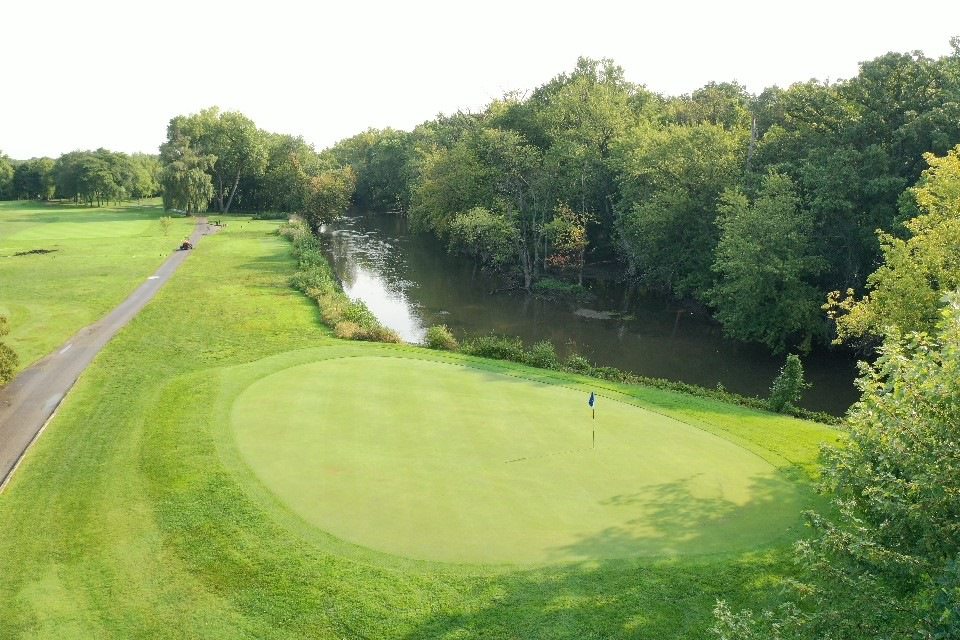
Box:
[0,199,194,368]
[0,216,837,638]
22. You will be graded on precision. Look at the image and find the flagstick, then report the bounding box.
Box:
[592,428,595,449]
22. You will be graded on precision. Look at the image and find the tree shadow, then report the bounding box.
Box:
[549,471,810,561]
[398,472,810,639]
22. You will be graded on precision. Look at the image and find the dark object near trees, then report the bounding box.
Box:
[178,241,193,251]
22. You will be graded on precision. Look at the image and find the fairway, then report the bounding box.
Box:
[228,354,808,565]
[0,200,194,368]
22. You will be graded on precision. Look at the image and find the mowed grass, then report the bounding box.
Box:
[0,199,194,368]
[226,354,811,565]
[0,217,838,638]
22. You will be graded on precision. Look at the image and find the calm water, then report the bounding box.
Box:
[321,213,861,415]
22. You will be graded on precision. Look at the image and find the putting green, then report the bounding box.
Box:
[229,355,808,565]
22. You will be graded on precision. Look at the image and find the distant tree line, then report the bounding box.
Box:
[0,149,161,204]
[325,42,960,355]
[157,107,355,229]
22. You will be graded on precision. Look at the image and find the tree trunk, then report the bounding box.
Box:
[216,173,225,213]
[223,168,242,214]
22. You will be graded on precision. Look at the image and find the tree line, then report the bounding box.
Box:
[157,107,355,229]
[325,43,960,354]
[0,148,161,205]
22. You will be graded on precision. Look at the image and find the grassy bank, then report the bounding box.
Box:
[0,217,836,638]
[0,199,193,369]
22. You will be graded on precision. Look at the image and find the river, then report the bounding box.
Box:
[320,213,860,415]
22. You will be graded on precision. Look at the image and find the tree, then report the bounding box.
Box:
[330,128,414,211]
[0,316,18,386]
[159,142,215,215]
[716,294,960,638]
[128,153,161,200]
[826,145,960,343]
[13,158,55,200]
[447,206,516,271]
[162,107,268,214]
[0,152,14,199]
[709,172,827,352]
[302,167,356,232]
[767,354,808,412]
[543,202,590,284]
[614,122,747,297]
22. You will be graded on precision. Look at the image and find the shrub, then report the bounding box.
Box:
[531,277,589,300]
[524,340,559,369]
[425,325,459,351]
[0,315,17,385]
[768,354,808,413]
[565,353,593,374]
[461,334,526,362]
[334,321,362,340]
[279,221,398,344]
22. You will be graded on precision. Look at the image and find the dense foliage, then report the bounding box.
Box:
[159,108,356,222]
[827,144,960,345]
[715,295,960,639]
[0,149,159,204]
[714,141,960,637]
[329,44,960,354]
[767,354,808,413]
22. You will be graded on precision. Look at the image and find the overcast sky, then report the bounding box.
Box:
[3,0,958,159]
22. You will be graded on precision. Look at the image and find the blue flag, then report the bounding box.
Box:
[588,391,595,408]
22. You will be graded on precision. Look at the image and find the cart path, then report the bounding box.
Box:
[0,218,219,490]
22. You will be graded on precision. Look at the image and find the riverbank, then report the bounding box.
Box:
[321,212,860,414]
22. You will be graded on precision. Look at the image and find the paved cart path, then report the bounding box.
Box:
[0,219,218,490]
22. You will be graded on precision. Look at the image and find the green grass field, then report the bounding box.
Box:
[0,199,193,368]
[225,353,811,565]
[0,216,840,638]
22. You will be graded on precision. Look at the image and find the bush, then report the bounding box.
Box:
[460,334,526,362]
[524,340,559,369]
[0,316,17,385]
[425,325,459,351]
[768,354,808,413]
[334,321,362,339]
[279,221,398,344]
[565,353,593,374]
[532,277,589,301]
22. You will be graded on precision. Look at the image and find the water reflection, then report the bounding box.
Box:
[321,213,860,415]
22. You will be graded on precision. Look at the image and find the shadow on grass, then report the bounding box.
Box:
[551,472,809,561]
[399,553,791,639]
[395,475,807,638]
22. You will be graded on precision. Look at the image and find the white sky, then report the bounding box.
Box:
[2,0,958,159]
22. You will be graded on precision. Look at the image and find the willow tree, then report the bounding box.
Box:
[159,142,214,215]
[162,107,268,214]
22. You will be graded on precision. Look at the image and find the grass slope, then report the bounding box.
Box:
[0,217,837,638]
[0,199,193,368]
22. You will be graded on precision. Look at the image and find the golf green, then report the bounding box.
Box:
[228,355,808,565]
